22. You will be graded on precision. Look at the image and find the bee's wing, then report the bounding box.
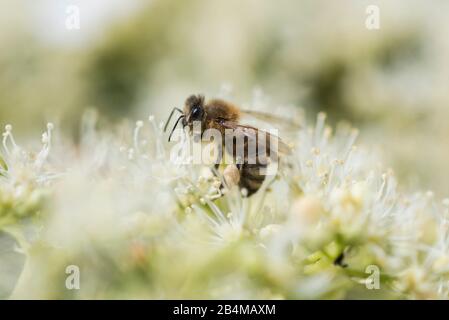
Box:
[219,120,293,158]
[240,109,301,131]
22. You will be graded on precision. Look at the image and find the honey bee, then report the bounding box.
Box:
[164,94,295,196]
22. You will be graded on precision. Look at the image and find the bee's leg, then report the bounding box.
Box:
[211,143,225,175]
[211,152,222,178]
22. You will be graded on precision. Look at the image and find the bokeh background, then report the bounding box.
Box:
[1,0,448,196]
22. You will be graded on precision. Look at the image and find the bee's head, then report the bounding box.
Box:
[164,94,206,142]
[183,94,205,128]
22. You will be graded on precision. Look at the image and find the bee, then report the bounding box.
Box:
[164,94,295,196]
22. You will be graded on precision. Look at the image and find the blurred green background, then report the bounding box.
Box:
[1,0,448,195]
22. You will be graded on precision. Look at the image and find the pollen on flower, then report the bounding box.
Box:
[291,195,323,227]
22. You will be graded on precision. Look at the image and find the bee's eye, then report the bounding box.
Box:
[191,107,202,120]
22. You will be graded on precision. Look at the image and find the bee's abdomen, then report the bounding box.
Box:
[238,163,267,196]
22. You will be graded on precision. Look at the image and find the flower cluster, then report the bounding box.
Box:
[0,108,448,300]
[0,124,54,234]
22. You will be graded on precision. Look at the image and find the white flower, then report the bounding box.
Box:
[2,109,449,299]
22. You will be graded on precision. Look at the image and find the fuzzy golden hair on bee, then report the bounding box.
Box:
[184,95,241,123]
[205,99,241,123]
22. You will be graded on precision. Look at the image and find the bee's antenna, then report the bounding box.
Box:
[164,107,184,132]
[168,115,185,142]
